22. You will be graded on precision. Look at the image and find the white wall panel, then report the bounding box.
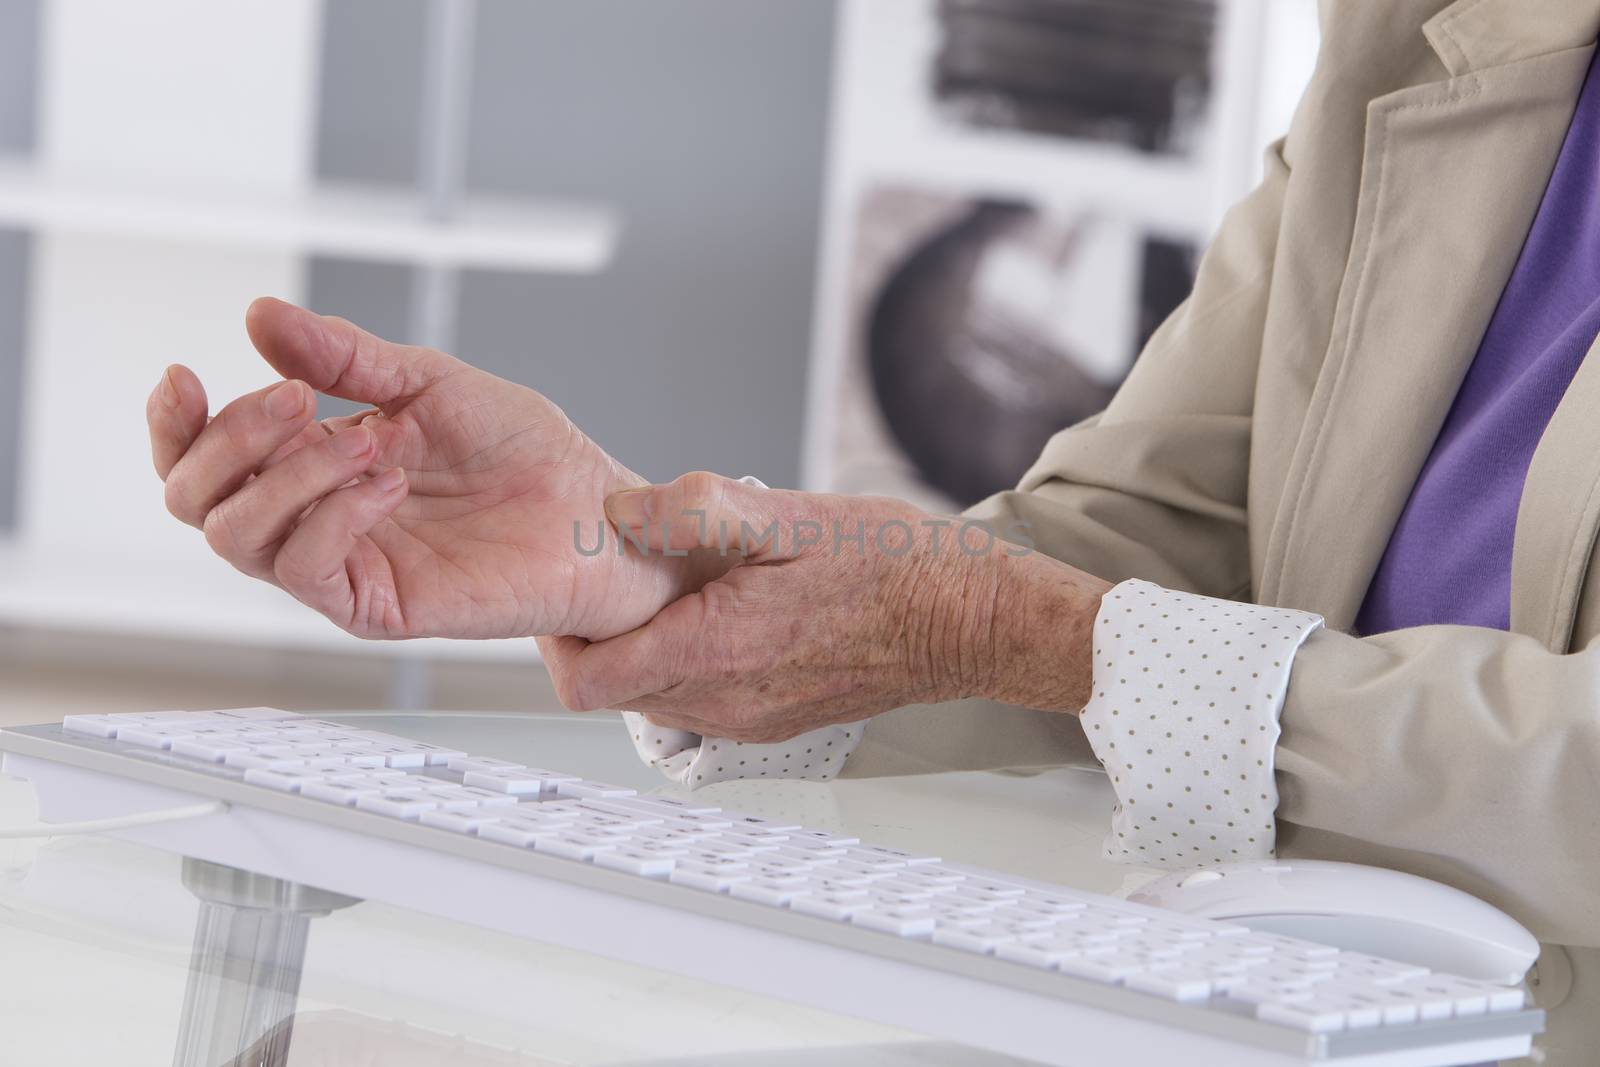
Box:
[22,0,316,558]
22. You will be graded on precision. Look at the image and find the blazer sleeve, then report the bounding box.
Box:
[1277,625,1600,946]
[966,138,1290,600]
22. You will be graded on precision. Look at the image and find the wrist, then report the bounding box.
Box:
[982,549,1108,712]
[898,532,1006,705]
[894,522,1106,710]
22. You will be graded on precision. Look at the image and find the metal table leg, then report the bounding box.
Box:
[172,858,360,1067]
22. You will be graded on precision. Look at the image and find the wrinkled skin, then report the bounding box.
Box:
[147,298,716,642]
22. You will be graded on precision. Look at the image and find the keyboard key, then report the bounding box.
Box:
[994,941,1083,969]
[1258,1000,1348,1032]
[724,814,801,834]
[532,833,619,861]
[110,725,196,749]
[553,779,638,800]
[418,809,508,834]
[476,820,544,848]
[782,831,860,853]
[61,714,125,738]
[225,751,308,772]
[170,737,253,762]
[1056,952,1154,984]
[412,743,468,766]
[301,779,389,805]
[594,847,677,877]
[764,846,836,869]
[242,768,327,793]
[730,878,813,907]
[670,863,753,892]
[791,893,869,921]
[280,746,355,770]
[444,756,529,775]
[621,795,724,817]
[931,926,1018,954]
[213,707,298,722]
[324,744,390,769]
[463,768,568,795]
[1126,969,1214,1002]
[851,908,936,937]
[324,768,408,785]
[355,791,442,819]
[121,710,209,723]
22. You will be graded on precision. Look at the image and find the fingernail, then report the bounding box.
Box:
[373,467,406,493]
[605,487,652,527]
[158,367,180,409]
[265,380,306,420]
[330,425,373,458]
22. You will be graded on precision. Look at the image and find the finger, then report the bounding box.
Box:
[146,364,209,479]
[549,594,711,711]
[273,468,409,631]
[162,379,317,527]
[246,297,461,409]
[259,409,378,472]
[203,425,380,579]
[603,471,794,560]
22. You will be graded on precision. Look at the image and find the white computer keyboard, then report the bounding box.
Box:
[0,708,1544,1065]
[38,708,1526,1035]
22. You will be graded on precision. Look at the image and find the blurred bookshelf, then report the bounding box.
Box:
[0,0,618,695]
[0,162,616,274]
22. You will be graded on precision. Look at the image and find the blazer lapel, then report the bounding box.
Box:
[1263,41,1597,630]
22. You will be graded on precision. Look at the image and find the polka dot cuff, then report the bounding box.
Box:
[1081,579,1323,868]
[620,475,863,789]
[623,713,863,788]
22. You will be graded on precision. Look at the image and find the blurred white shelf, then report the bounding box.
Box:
[0,159,619,273]
[0,544,542,665]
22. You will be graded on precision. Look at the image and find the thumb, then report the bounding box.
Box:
[245,297,461,409]
[604,472,792,560]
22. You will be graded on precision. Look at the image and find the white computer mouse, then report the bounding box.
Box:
[1128,859,1539,985]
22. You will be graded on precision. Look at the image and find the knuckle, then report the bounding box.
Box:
[201,506,238,558]
[558,673,600,713]
[204,500,268,562]
[272,547,311,591]
[164,477,197,524]
[217,401,262,452]
[676,470,723,516]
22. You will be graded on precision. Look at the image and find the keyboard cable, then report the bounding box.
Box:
[0,799,231,839]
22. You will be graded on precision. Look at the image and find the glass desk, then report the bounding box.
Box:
[0,710,1151,1066]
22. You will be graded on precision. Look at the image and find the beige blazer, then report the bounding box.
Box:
[856,0,1600,955]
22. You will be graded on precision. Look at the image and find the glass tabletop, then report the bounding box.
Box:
[0,710,1142,1066]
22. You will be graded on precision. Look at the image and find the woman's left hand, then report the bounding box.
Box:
[538,473,1109,742]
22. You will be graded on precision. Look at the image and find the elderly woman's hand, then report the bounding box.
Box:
[539,473,1110,742]
[145,299,730,644]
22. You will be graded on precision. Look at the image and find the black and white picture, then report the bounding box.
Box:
[933,0,1219,155]
[826,185,1198,511]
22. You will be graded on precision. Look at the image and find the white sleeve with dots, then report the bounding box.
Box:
[1081,578,1323,868]
[622,714,863,788]
[618,473,864,788]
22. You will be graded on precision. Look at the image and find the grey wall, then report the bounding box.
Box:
[0,0,41,531]
[310,0,837,486]
[315,0,428,186]
[0,0,39,154]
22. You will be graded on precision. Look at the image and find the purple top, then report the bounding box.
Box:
[1356,50,1600,635]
